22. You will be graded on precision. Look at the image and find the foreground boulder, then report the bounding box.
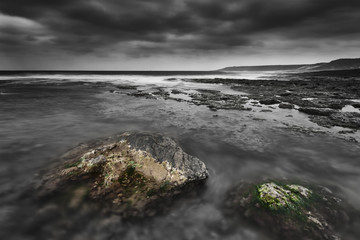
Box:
[225,181,352,240]
[36,132,208,216]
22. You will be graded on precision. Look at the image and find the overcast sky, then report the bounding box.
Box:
[1,0,360,70]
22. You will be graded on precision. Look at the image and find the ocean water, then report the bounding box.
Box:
[0,70,284,84]
[0,72,359,240]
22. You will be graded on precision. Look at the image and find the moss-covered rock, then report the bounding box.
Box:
[225,181,352,240]
[257,182,308,210]
[36,132,208,217]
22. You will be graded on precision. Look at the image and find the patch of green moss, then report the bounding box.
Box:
[129,160,143,169]
[67,170,77,176]
[64,158,83,169]
[254,182,316,224]
[256,182,310,211]
[118,166,150,198]
[146,181,171,197]
[287,184,312,198]
[159,181,170,192]
[87,164,104,175]
[125,200,133,208]
[146,188,158,197]
[124,165,136,177]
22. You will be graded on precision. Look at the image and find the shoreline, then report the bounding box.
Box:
[1,73,360,239]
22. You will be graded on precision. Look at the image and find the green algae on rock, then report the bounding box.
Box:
[36,132,208,216]
[225,181,351,240]
[257,182,311,210]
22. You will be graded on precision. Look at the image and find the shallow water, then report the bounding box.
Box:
[1,75,360,240]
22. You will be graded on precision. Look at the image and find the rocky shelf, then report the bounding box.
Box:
[35,132,209,217]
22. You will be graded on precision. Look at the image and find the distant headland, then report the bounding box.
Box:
[220,58,360,72]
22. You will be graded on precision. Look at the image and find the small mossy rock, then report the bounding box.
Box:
[224,181,352,240]
[36,132,208,217]
[257,182,307,210]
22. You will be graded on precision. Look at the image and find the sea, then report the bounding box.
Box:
[0,71,359,240]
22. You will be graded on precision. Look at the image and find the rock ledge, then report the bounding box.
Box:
[36,132,208,216]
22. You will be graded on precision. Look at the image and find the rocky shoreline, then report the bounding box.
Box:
[3,73,359,239]
[186,78,360,130]
[108,76,360,142]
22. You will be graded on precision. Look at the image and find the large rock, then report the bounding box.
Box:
[36,132,208,216]
[224,181,353,240]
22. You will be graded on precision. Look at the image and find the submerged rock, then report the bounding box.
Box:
[298,107,337,116]
[260,109,273,113]
[36,132,208,216]
[116,84,138,90]
[278,103,294,109]
[225,181,352,240]
[171,89,184,94]
[259,99,281,105]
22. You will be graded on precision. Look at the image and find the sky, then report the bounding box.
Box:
[0,0,360,70]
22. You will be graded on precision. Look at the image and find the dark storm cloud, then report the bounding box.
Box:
[1,0,360,56]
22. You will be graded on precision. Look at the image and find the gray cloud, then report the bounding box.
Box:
[1,0,360,68]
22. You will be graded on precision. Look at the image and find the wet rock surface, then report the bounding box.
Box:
[309,112,360,129]
[298,107,337,116]
[278,103,294,109]
[224,180,356,240]
[259,99,281,105]
[182,77,360,131]
[108,74,360,133]
[189,90,252,111]
[35,132,208,217]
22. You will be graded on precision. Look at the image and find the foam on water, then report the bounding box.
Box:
[342,105,360,113]
[0,71,282,84]
[1,71,273,95]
